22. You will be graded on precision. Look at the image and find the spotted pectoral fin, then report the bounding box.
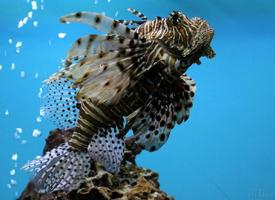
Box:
[40,78,80,130]
[88,128,124,173]
[127,74,196,151]
[60,12,138,39]
[176,74,196,124]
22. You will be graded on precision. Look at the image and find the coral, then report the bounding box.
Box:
[19,129,174,200]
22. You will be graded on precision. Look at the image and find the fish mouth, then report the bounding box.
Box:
[159,39,210,59]
[158,38,215,68]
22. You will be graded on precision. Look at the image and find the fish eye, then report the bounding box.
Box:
[169,11,183,24]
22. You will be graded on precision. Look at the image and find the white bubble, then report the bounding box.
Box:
[94,0,98,4]
[16,128,23,133]
[40,108,45,116]
[36,155,41,159]
[14,128,22,139]
[10,179,17,185]
[115,11,119,17]
[18,20,24,28]
[20,71,25,78]
[11,63,15,70]
[11,154,18,161]
[23,17,28,24]
[34,72,39,78]
[7,184,11,189]
[38,87,43,98]
[8,38,13,44]
[0,65,2,71]
[10,169,16,176]
[16,41,22,48]
[16,42,22,53]
[107,0,111,2]
[28,11,33,18]
[31,1,38,10]
[21,140,28,145]
[36,116,42,122]
[33,21,38,27]
[5,109,9,115]
[58,32,66,39]
[32,129,41,137]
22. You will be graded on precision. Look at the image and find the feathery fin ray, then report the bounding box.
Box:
[60,12,137,39]
[41,78,79,130]
[22,143,90,193]
[128,74,196,151]
[88,128,124,173]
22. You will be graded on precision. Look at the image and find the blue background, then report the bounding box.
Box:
[0,0,275,199]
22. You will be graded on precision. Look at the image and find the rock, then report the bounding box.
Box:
[19,129,174,200]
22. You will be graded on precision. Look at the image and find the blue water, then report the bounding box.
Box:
[0,0,275,199]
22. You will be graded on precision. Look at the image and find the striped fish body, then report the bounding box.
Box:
[23,9,214,193]
[69,69,160,150]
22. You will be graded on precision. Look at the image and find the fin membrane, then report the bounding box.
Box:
[41,78,79,130]
[118,8,148,26]
[128,74,196,151]
[127,8,148,21]
[23,143,91,193]
[60,12,138,39]
[64,34,148,65]
[47,36,151,105]
[88,128,124,173]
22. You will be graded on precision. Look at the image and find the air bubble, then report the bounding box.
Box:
[32,129,41,137]
[10,169,16,176]
[38,87,43,98]
[36,116,42,122]
[58,33,66,39]
[28,11,33,18]
[21,140,28,145]
[11,63,15,70]
[20,71,25,78]
[33,21,38,27]
[11,154,18,161]
[31,1,38,10]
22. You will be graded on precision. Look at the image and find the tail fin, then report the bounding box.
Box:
[23,143,91,193]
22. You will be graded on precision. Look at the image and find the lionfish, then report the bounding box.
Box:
[23,8,215,193]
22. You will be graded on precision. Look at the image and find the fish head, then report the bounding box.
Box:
[167,11,215,61]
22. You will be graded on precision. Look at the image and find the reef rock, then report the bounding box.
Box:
[19,129,173,200]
